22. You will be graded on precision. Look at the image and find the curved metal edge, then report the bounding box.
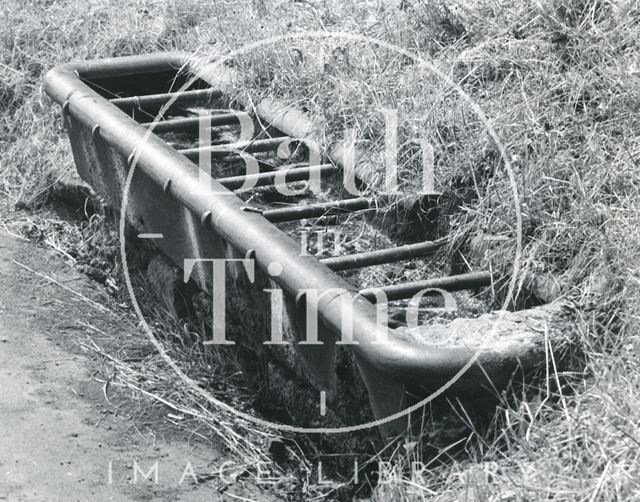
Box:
[42,52,551,398]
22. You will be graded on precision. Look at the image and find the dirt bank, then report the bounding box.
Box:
[0,230,280,502]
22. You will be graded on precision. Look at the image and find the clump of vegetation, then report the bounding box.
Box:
[2,0,639,499]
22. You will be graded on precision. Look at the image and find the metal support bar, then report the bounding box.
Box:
[110,88,222,111]
[178,137,293,160]
[260,197,372,223]
[359,271,493,302]
[141,112,241,133]
[321,239,446,271]
[218,163,337,190]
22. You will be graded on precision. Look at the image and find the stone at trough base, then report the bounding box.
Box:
[145,253,196,320]
[46,166,102,213]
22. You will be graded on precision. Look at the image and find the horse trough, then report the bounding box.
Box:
[44,52,568,435]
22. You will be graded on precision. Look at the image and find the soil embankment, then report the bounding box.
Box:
[0,231,279,502]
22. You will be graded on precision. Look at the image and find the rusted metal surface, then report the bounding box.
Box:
[141,112,241,133]
[111,88,222,113]
[178,137,293,160]
[359,271,493,302]
[44,52,554,434]
[259,197,373,222]
[218,163,337,190]
[321,239,445,271]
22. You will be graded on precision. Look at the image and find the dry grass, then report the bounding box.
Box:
[2,0,640,500]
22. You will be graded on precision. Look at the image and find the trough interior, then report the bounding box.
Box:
[85,71,211,99]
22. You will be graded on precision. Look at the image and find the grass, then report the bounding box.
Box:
[2,0,640,499]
